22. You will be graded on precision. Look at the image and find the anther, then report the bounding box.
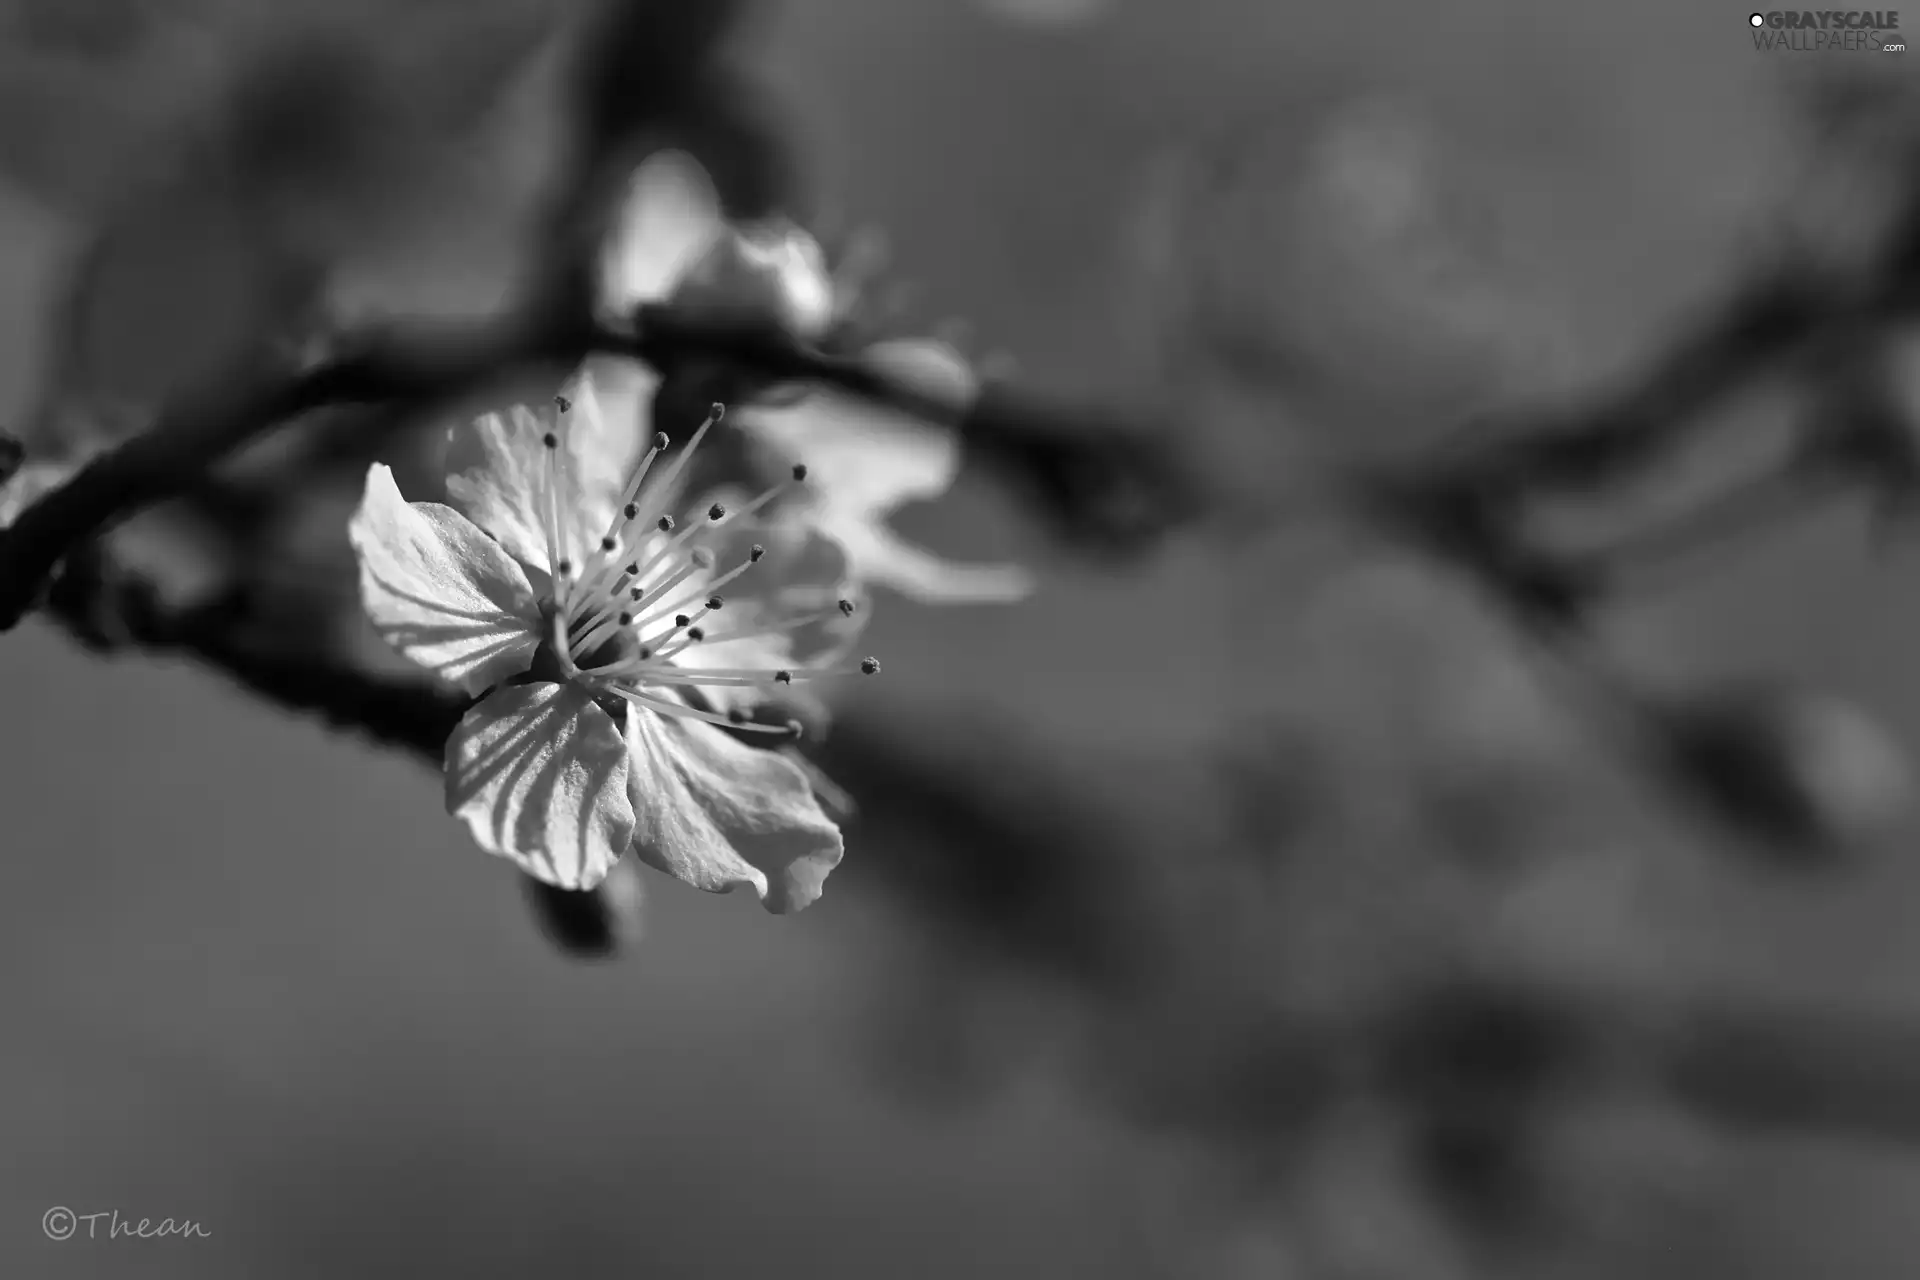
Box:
[775,670,793,685]
[838,599,856,616]
[687,626,706,641]
[624,503,638,520]
[657,515,675,532]
[638,646,652,660]
[791,463,809,482]
[626,563,640,576]
[618,611,633,626]
[542,432,559,449]
[708,502,727,521]
[860,657,880,675]
[630,587,644,601]
[706,595,724,610]
[554,394,572,413]
[749,544,766,563]
[653,431,670,449]
[556,558,573,576]
[600,536,617,552]
[674,614,691,628]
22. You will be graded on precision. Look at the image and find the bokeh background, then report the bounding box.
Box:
[6,0,1920,1276]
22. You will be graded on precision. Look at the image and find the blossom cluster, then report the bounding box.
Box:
[347,152,1029,912]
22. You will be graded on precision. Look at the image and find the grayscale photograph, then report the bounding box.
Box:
[2,1,1917,1277]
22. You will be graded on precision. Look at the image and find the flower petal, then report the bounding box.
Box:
[441,404,554,577]
[442,363,658,582]
[740,344,970,515]
[348,463,542,694]
[830,518,1037,605]
[625,703,845,913]
[599,149,726,318]
[444,682,636,891]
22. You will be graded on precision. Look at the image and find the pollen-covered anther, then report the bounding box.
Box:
[838,598,856,617]
[624,502,638,519]
[687,626,706,641]
[775,670,793,685]
[653,431,670,449]
[708,502,727,521]
[657,515,675,532]
[674,614,691,628]
[542,432,559,449]
[554,395,572,413]
[749,544,766,563]
[618,611,633,626]
[791,463,808,482]
[600,536,617,552]
[860,657,880,675]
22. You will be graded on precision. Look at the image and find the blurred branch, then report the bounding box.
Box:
[0,303,1201,630]
[40,545,467,757]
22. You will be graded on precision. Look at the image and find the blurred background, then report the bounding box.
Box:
[6,0,1920,1276]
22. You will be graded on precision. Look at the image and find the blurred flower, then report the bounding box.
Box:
[596,147,832,342]
[596,148,1035,604]
[733,339,1037,604]
[348,365,874,911]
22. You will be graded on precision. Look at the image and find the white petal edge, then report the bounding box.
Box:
[442,363,658,584]
[742,390,962,515]
[349,463,543,694]
[625,705,845,914]
[833,519,1036,605]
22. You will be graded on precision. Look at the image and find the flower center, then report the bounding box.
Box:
[533,394,878,736]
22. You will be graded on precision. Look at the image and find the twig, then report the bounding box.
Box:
[0,314,569,629]
[0,306,1199,629]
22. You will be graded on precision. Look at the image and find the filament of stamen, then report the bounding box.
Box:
[611,686,795,734]
[566,561,642,641]
[659,603,855,655]
[590,429,672,551]
[627,403,723,534]
[624,548,714,627]
[538,417,570,608]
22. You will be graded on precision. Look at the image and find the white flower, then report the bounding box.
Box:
[348,367,873,911]
[596,149,1035,604]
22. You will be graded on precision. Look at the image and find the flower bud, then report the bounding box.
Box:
[1649,681,1911,862]
[522,858,646,959]
[671,221,837,345]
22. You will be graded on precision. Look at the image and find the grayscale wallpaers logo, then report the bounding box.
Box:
[1749,10,1905,50]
